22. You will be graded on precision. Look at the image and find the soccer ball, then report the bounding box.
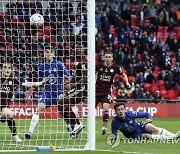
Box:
[30,13,44,28]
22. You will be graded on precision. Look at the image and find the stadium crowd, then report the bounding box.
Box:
[95,0,180,102]
[0,0,179,103]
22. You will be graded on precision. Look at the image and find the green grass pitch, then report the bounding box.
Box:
[0,118,180,154]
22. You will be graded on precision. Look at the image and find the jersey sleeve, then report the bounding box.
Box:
[111,118,118,135]
[59,62,71,80]
[38,65,44,81]
[128,111,152,119]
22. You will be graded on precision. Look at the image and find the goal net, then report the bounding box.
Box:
[0,0,95,152]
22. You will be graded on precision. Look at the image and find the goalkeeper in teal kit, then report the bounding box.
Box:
[25,46,71,139]
[110,102,180,141]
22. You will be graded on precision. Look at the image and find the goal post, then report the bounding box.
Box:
[87,0,96,151]
[0,0,95,152]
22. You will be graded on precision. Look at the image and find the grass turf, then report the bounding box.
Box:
[0,118,180,154]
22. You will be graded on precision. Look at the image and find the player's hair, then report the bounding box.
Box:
[44,45,54,52]
[114,102,126,110]
[104,50,113,55]
[1,62,12,69]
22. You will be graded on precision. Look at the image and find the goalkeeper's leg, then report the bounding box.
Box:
[0,108,22,142]
[25,102,46,139]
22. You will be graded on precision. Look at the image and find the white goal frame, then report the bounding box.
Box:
[87,0,96,151]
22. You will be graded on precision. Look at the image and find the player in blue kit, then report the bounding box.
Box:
[110,102,180,140]
[25,45,71,139]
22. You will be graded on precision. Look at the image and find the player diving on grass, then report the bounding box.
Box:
[96,51,131,135]
[110,102,180,142]
[25,45,71,139]
[58,44,86,138]
[0,62,48,142]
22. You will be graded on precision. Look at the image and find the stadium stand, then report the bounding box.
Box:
[0,0,179,102]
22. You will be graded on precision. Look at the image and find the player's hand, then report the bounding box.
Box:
[109,134,116,141]
[63,76,70,84]
[42,77,49,84]
[64,84,70,91]
[146,119,152,123]
[125,83,131,89]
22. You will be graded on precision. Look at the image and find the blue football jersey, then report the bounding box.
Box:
[38,59,70,94]
[111,111,152,139]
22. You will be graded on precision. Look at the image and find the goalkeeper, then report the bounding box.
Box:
[110,102,180,140]
[25,45,71,139]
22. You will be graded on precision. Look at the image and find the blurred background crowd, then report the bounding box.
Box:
[95,0,180,102]
[0,0,179,103]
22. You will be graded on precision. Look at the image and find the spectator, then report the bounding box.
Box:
[117,83,129,99]
[153,90,164,103]
[159,7,169,26]
[137,72,145,86]
[163,70,175,90]
[127,63,137,77]
[145,70,157,84]
[158,70,166,80]
[143,91,154,103]
[131,84,144,99]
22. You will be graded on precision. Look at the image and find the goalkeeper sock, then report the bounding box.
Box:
[7,118,17,136]
[103,111,109,128]
[29,114,39,134]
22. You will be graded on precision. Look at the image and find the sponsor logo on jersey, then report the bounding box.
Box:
[68,85,86,98]
[48,74,57,84]
[110,69,114,73]
[105,68,108,72]
[0,86,10,94]
[100,74,111,82]
[9,81,12,85]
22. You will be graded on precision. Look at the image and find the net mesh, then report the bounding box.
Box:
[0,0,88,151]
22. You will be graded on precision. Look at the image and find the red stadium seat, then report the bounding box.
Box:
[168,90,178,99]
[158,80,166,90]
[163,26,168,32]
[158,26,163,33]
[152,85,159,95]
[160,90,168,99]
[174,27,179,33]
[171,57,176,65]
[144,83,152,92]
[153,72,159,80]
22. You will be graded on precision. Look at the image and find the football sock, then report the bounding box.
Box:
[63,106,80,129]
[103,111,109,128]
[157,128,175,136]
[152,134,175,140]
[29,114,39,134]
[161,128,175,136]
[7,118,17,136]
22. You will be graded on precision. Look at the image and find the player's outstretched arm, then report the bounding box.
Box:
[21,77,49,87]
[122,73,131,88]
